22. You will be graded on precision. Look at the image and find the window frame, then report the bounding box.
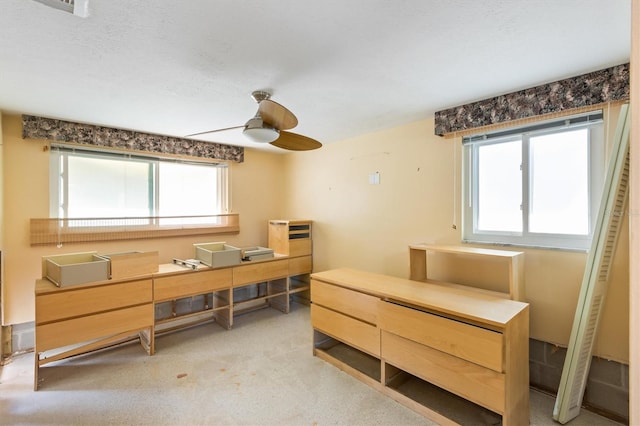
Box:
[462,112,605,251]
[49,145,230,222]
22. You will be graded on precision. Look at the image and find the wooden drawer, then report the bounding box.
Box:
[233,259,289,286]
[382,330,506,414]
[311,280,378,324]
[289,238,312,257]
[289,255,312,275]
[36,303,153,353]
[378,300,503,372]
[154,269,232,302]
[311,304,379,357]
[36,279,152,324]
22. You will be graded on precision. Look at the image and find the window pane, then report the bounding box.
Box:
[158,162,219,223]
[529,128,589,235]
[67,156,151,217]
[477,140,522,232]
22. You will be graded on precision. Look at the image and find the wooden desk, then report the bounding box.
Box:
[311,268,530,425]
[34,253,313,390]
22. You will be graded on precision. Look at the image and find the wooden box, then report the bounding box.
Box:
[43,252,109,287]
[101,251,159,280]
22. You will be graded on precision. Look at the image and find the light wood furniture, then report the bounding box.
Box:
[409,244,525,301]
[153,265,233,331]
[34,251,313,389]
[311,268,530,425]
[268,219,312,257]
[268,219,313,303]
[34,277,154,390]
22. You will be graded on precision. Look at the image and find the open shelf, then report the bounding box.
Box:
[290,275,310,294]
[314,331,381,382]
[154,291,231,321]
[385,365,502,425]
[233,280,289,314]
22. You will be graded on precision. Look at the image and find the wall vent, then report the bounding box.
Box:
[32,0,89,17]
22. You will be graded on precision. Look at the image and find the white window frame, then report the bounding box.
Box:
[49,145,229,222]
[462,111,605,251]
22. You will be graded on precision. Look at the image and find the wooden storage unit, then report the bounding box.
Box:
[34,232,316,390]
[153,265,233,331]
[269,220,313,304]
[310,268,530,425]
[409,244,525,301]
[232,258,290,314]
[268,220,312,257]
[34,277,154,390]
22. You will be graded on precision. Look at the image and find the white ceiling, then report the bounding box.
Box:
[0,0,631,152]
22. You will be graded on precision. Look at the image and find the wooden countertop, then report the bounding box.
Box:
[36,253,292,295]
[311,267,528,328]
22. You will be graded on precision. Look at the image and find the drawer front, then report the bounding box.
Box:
[382,330,505,413]
[233,259,289,286]
[311,280,378,325]
[36,279,152,324]
[379,300,503,372]
[154,269,232,301]
[289,255,312,276]
[289,239,312,257]
[36,303,153,353]
[311,304,379,357]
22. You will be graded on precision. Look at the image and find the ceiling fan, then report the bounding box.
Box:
[186,90,322,151]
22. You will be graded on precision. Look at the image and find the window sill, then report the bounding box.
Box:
[30,214,240,246]
[461,239,589,253]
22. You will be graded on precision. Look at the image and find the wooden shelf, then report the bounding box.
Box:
[409,244,525,301]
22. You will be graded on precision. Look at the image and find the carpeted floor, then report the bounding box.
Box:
[0,303,624,425]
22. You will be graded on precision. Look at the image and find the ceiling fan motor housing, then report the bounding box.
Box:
[243,116,279,143]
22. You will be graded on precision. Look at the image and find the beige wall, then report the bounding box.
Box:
[0,113,286,325]
[1,107,630,363]
[283,114,629,363]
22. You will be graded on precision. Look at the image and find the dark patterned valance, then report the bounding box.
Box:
[22,115,244,163]
[434,63,630,136]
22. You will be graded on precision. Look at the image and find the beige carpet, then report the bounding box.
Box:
[0,303,623,425]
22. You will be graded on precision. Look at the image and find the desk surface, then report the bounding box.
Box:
[311,267,528,328]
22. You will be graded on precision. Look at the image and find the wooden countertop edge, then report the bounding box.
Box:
[311,268,529,327]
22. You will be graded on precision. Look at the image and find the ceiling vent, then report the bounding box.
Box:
[32,0,89,17]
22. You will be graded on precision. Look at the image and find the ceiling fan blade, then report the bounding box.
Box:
[259,100,298,130]
[270,131,322,151]
[184,125,244,138]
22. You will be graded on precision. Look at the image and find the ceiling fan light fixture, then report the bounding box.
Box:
[243,117,279,143]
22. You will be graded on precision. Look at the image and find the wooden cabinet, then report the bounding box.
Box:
[153,266,233,331]
[34,277,154,390]
[269,219,313,304]
[311,268,530,425]
[268,220,312,257]
[34,237,315,390]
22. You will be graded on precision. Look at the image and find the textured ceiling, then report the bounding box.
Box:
[0,0,631,151]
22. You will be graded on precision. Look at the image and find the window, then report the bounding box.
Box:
[462,112,605,250]
[50,147,229,223]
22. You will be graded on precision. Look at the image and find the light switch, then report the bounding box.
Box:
[369,172,380,185]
